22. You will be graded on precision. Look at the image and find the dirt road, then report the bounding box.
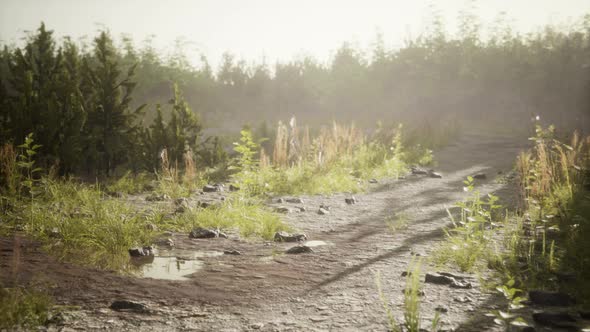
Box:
[0,133,527,331]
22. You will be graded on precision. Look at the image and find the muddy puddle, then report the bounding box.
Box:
[131,248,223,280]
[304,240,333,247]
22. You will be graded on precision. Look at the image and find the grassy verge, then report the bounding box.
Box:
[433,124,590,312]
[5,179,157,270]
[0,285,51,330]
[164,195,289,240]
[231,121,422,196]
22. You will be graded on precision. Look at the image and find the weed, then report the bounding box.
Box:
[376,259,441,332]
[385,212,410,233]
[0,286,52,329]
[433,177,501,272]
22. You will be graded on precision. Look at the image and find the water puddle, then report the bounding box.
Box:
[131,248,223,280]
[304,240,333,247]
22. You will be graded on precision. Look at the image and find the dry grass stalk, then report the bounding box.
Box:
[273,121,288,168]
[288,116,300,166]
[160,148,178,182]
[183,148,197,183]
[260,148,270,169]
[0,144,17,193]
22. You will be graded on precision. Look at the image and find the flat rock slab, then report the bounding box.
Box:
[318,208,330,215]
[532,312,577,328]
[285,245,314,254]
[189,227,228,239]
[425,273,472,289]
[128,246,154,257]
[529,290,575,306]
[274,231,307,242]
[110,300,149,313]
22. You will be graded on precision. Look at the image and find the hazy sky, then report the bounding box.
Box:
[1,0,589,69]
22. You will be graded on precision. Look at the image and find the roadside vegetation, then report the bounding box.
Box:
[431,124,590,327]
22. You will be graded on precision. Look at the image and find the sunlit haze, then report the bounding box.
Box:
[1,0,588,69]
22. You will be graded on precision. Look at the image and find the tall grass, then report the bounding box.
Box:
[436,125,590,308]
[163,195,289,240]
[0,238,52,330]
[29,180,156,270]
[509,125,590,298]
[433,176,501,272]
[234,118,417,196]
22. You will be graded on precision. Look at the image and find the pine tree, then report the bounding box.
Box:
[166,83,201,163]
[83,31,145,176]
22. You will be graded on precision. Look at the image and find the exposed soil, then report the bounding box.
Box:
[0,133,528,331]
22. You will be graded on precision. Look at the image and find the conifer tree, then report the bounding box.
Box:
[83,31,145,176]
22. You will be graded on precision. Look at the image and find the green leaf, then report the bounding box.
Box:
[499,311,515,319]
[510,318,529,327]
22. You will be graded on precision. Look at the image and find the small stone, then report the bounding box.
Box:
[411,166,429,175]
[473,173,487,180]
[224,250,241,255]
[110,300,149,313]
[285,245,313,254]
[310,316,328,322]
[318,208,330,215]
[277,198,285,203]
[175,197,189,206]
[203,185,219,193]
[424,273,472,289]
[428,171,443,178]
[274,231,307,242]
[48,227,61,239]
[297,206,306,212]
[369,178,378,183]
[145,193,170,201]
[250,323,264,329]
[189,227,227,239]
[453,296,472,303]
[425,273,454,285]
[128,246,154,257]
[229,184,240,192]
[285,197,304,204]
[435,306,448,313]
[154,237,173,246]
[345,197,357,205]
[274,206,292,214]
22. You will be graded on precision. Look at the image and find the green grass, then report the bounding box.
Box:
[433,177,501,272]
[376,259,441,332]
[385,212,410,233]
[163,194,289,240]
[0,285,51,329]
[105,171,154,194]
[8,179,157,270]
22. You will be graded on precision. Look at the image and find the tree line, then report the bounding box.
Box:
[1,11,589,176]
[0,24,217,176]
